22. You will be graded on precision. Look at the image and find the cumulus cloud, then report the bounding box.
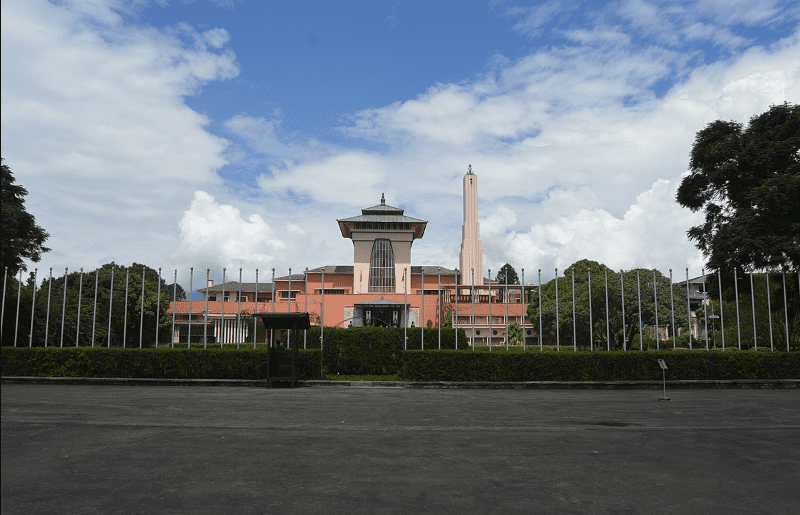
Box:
[177,191,308,275]
[500,179,706,279]
[1,0,238,269]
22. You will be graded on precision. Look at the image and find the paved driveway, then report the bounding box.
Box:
[2,385,798,514]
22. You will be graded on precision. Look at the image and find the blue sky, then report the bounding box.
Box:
[2,0,799,284]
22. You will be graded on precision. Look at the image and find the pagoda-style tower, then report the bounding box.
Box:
[338,194,427,294]
[459,165,484,286]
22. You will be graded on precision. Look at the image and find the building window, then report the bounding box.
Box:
[315,288,345,295]
[369,238,395,293]
[279,291,298,299]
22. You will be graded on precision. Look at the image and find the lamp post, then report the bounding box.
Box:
[488,268,491,350]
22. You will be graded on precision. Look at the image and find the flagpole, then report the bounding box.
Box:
[421,268,425,350]
[404,267,408,350]
[486,268,492,352]
[304,267,308,349]
[521,268,525,350]
[60,268,68,347]
[29,268,38,347]
[76,268,84,346]
[438,267,441,349]
[454,268,458,349]
[254,269,259,348]
[155,268,161,347]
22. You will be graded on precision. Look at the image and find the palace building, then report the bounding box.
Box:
[169,166,536,346]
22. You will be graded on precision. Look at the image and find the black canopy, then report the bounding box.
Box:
[253,312,312,330]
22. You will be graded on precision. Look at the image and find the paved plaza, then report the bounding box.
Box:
[2,385,799,514]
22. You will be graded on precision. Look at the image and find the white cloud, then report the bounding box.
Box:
[1,0,238,270]
[502,178,706,280]
[177,191,290,271]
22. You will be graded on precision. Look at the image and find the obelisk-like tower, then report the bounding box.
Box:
[459,165,484,286]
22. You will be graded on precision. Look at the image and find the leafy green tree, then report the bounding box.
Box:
[527,259,690,350]
[1,158,50,274]
[507,323,523,346]
[701,271,799,351]
[22,263,175,347]
[676,102,800,272]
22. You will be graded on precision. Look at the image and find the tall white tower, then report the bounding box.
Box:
[459,165,484,286]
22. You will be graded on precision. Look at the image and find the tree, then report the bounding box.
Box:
[495,263,519,285]
[1,158,50,274]
[676,103,800,272]
[2,263,176,347]
[527,259,690,350]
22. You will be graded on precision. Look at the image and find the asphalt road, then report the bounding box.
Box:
[2,385,799,514]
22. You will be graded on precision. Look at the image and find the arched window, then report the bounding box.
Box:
[369,238,395,293]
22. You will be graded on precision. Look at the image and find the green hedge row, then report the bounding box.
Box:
[398,350,800,381]
[1,347,322,380]
[322,326,469,375]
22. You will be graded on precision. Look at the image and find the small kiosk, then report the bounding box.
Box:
[254,313,311,388]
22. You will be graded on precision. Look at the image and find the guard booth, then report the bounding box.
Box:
[254,313,311,388]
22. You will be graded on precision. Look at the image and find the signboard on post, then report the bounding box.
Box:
[657,359,669,401]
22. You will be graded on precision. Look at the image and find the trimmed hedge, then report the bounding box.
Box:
[399,350,800,381]
[323,326,469,375]
[1,347,322,380]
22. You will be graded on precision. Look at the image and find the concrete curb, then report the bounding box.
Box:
[2,376,798,389]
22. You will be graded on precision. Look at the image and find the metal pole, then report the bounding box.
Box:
[254,269,259,349]
[238,267,243,349]
[588,269,593,351]
[60,268,68,347]
[123,267,129,348]
[766,272,773,352]
[0,267,6,340]
[187,267,193,348]
[438,267,441,349]
[538,269,543,351]
[321,268,325,351]
[288,268,292,348]
[521,268,526,350]
[555,268,560,352]
[734,269,741,349]
[669,269,675,349]
[653,270,659,350]
[488,268,492,351]
[783,272,790,352]
[571,269,576,352]
[422,268,425,350]
[139,268,145,349]
[170,270,175,348]
[45,268,53,347]
[470,268,475,350]
[404,267,408,350]
[28,268,37,347]
[109,268,116,348]
[685,268,692,350]
[76,268,83,346]
[271,268,275,347]
[701,268,708,350]
[14,270,22,347]
[505,268,509,351]
[304,268,308,349]
[750,271,757,350]
[204,269,209,349]
[221,268,226,346]
[92,269,99,347]
[717,269,725,351]
[605,269,610,351]
[454,268,458,349]
[637,270,643,351]
[620,270,626,351]
[156,268,161,347]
